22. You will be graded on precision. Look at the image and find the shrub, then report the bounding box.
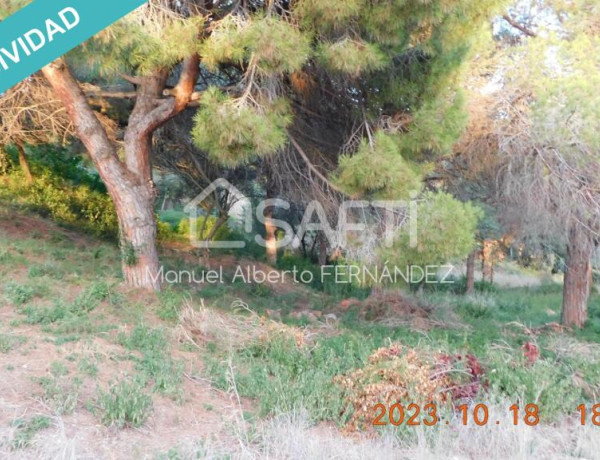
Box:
[457,295,495,319]
[207,333,376,423]
[10,416,51,450]
[157,289,186,321]
[0,333,26,353]
[158,210,187,229]
[381,192,482,269]
[276,254,371,299]
[176,215,233,242]
[98,376,153,428]
[422,275,499,294]
[157,220,180,242]
[33,372,82,415]
[3,282,34,305]
[0,171,117,238]
[486,352,584,419]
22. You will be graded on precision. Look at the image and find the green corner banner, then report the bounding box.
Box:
[0,0,147,93]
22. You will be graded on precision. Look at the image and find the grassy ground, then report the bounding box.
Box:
[1,206,600,459]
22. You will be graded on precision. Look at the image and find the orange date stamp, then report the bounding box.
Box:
[373,403,600,427]
[372,403,542,427]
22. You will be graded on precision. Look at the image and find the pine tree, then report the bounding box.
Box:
[449,0,600,327]
[511,1,600,328]
[4,0,504,290]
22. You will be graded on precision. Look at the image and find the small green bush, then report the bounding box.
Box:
[78,357,99,377]
[10,416,51,450]
[487,353,583,419]
[176,215,233,242]
[3,282,34,305]
[421,275,498,295]
[207,333,376,423]
[276,254,371,300]
[28,263,64,280]
[33,373,81,415]
[98,376,153,428]
[0,171,118,238]
[0,333,26,353]
[158,210,187,229]
[20,282,116,335]
[157,289,186,321]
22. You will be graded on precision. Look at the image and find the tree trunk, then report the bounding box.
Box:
[481,239,494,283]
[263,180,278,265]
[42,56,199,291]
[264,207,278,265]
[16,141,33,184]
[115,182,161,289]
[318,232,328,267]
[562,226,592,328]
[466,250,476,294]
[0,145,8,174]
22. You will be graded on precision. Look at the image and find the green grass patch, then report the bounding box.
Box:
[97,376,153,428]
[118,325,184,400]
[0,333,26,353]
[10,416,51,450]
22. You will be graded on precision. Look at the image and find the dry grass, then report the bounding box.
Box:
[176,298,332,351]
[4,404,598,459]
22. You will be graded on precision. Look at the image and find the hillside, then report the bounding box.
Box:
[1,207,600,459]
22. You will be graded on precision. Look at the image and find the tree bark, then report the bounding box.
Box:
[42,56,199,291]
[0,146,7,174]
[318,232,328,267]
[562,226,593,328]
[264,182,277,265]
[481,239,494,283]
[466,250,476,294]
[16,141,33,184]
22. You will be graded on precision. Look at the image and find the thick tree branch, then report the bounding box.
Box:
[503,14,537,37]
[86,91,138,99]
[85,89,203,108]
[136,55,201,137]
[41,59,136,186]
[122,54,201,181]
[120,74,144,86]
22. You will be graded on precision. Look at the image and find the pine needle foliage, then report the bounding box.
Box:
[243,16,312,76]
[62,0,505,175]
[69,7,203,77]
[334,132,424,200]
[201,15,311,76]
[397,91,468,158]
[318,38,388,77]
[294,0,364,30]
[381,192,482,267]
[132,17,204,75]
[200,15,248,71]
[191,88,292,167]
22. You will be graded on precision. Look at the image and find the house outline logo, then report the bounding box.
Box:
[183,178,253,249]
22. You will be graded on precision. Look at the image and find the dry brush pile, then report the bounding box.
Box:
[334,343,486,431]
